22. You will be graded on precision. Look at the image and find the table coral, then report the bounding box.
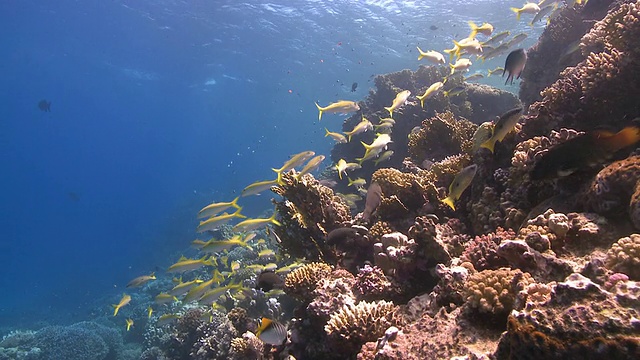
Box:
[605,234,640,280]
[324,300,399,355]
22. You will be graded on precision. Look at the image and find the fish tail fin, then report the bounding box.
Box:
[416,94,425,108]
[269,212,281,226]
[338,169,344,180]
[231,196,240,209]
[112,305,119,317]
[384,106,393,118]
[416,46,425,60]
[360,140,372,151]
[355,157,364,165]
[480,138,497,153]
[233,207,247,219]
[603,124,640,152]
[444,48,456,62]
[324,128,331,137]
[441,196,456,211]
[315,102,323,121]
[511,8,521,21]
[449,63,455,75]
[468,21,478,39]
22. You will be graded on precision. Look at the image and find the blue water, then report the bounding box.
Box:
[0,0,541,327]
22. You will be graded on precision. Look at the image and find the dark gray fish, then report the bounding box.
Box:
[351,82,358,92]
[256,270,284,292]
[38,99,51,112]
[429,25,438,30]
[503,49,527,85]
[327,227,360,246]
[362,182,382,221]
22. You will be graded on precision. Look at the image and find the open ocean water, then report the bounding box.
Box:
[0,0,546,357]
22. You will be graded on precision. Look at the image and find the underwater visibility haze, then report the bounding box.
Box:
[2,0,640,359]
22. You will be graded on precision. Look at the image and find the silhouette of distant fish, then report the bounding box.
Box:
[351,82,358,92]
[503,49,527,85]
[256,270,284,292]
[38,99,51,112]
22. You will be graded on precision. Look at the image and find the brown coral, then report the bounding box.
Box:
[407,111,477,163]
[606,234,640,280]
[324,300,399,355]
[284,262,332,302]
[272,172,351,262]
[463,268,534,317]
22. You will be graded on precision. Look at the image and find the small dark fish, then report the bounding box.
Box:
[256,270,284,292]
[362,182,382,221]
[319,179,338,188]
[351,82,358,92]
[327,227,360,246]
[503,49,527,85]
[38,99,51,112]
[256,317,287,345]
[531,124,640,180]
[429,25,438,31]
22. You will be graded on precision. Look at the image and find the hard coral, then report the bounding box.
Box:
[272,173,351,262]
[354,265,395,302]
[283,262,332,302]
[463,268,534,317]
[308,269,357,321]
[32,325,108,360]
[581,155,640,230]
[606,234,640,280]
[407,111,477,163]
[495,273,640,360]
[461,228,514,271]
[324,300,399,355]
[371,168,425,214]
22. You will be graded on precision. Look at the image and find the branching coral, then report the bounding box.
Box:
[283,262,332,302]
[272,173,351,262]
[324,300,399,355]
[605,234,640,280]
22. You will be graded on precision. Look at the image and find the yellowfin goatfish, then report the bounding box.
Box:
[348,177,367,188]
[155,293,179,305]
[157,314,180,326]
[201,236,251,254]
[449,58,472,75]
[384,90,411,118]
[198,282,244,305]
[374,150,394,166]
[416,47,445,64]
[232,212,281,233]
[231,261,241,272]
[126,272,156,288]
[183,278,216,303]
[416,81,444,108]
[256,317,288,345]
[441,164,477,211]
[191,239,207,249]
[483,31,510,46]
[325,128,347,144]
[451,38,483,59]
[263,263,278,271]
[167,255,214,273]
[336,159,348,180]
[504,33,528,49]
[315,100,360,121]
[530,4,555,26]
[169,278,204,297]
[464,73,484,82]
[480,43,509,62]
[295,155,325,180]
[197,197,240,219]
[242,180,278,197]
[511,3,541,21]
[481,107,523,153]
[344,117,373,142]
[443,86,465,97]
[125,319,134,331]
[258,249,276,258]
[196,208,247,232]
[112,294,131,316]
[361,133,392,154]
[271,150,315,184]
[211,269,225,284]
[468,21,493,38]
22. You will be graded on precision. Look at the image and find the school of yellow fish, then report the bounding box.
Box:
[110,0,587,345]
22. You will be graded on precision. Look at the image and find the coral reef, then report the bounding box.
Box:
[407,110,477,163]
[463,268,534,317]
[283,262,332,302]
[606,234,640,280]
[272,173,352,262]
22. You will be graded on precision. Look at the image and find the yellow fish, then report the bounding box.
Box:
[241,179,279,197]
[126,272,156,288]
[157,314,180,326]
[183,278,216,303]
[335,159,348,180]
[295,155,325,180]
[196,207,247,233]
[416,81,444,108]
[449,58,472,75]
[416,47,445,64]
[200,236,251,254]
[271,151,316,184]
[232,212,281,233]
[344,117,373,142]
[384,90,411,118]
[167,255,214,273]
[468,21,494,38]
[480,107,523,153]
[169,278,204,297]
[155,293,179,305]
[147,306,153,319]
[325,128,347,144]
[258,249,276,258]
[197,197,240,219]
[315,100,360,121]
[511,3,541,21]
[112,294,131,317]
[441,164,477,211]
[125,318,134,331]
